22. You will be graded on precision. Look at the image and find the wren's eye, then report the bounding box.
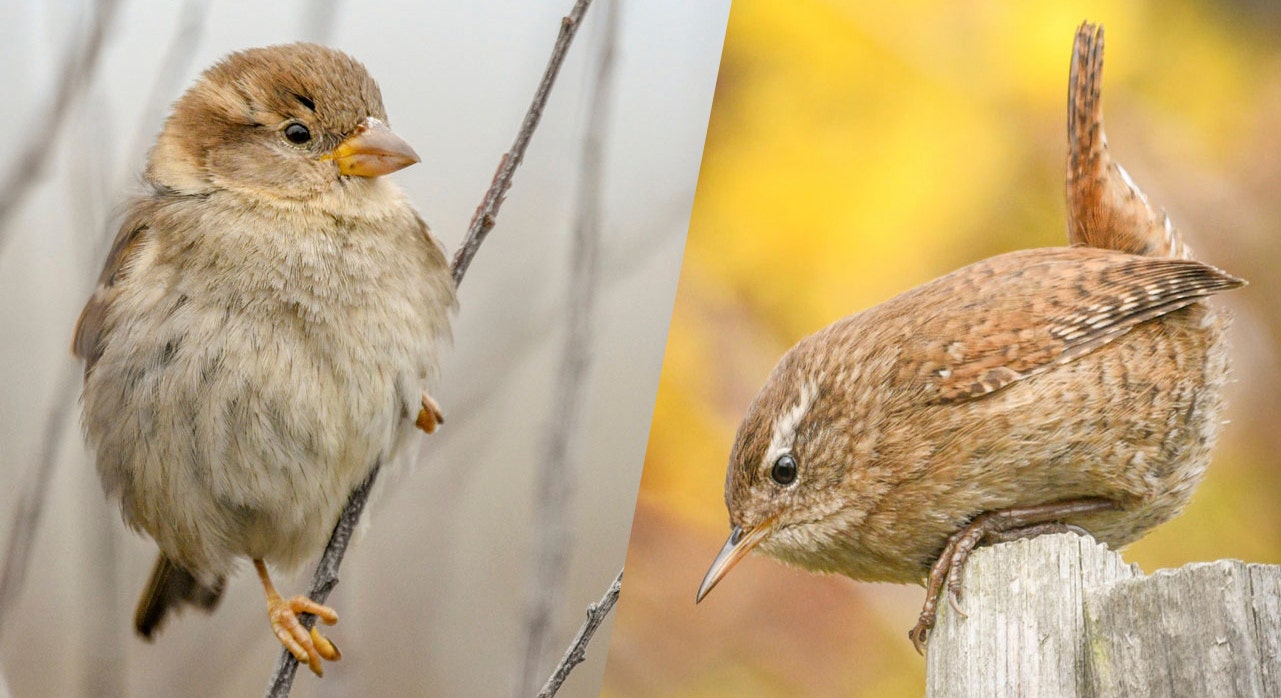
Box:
[283,122,312,145]
[770,454,798,486]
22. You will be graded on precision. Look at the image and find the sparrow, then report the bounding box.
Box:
[73,42,455,676]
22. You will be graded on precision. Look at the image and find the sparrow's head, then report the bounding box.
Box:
[147,42,419,202]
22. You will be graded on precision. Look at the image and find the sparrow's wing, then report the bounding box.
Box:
[898,248,1242,404]
[73,207,153,373]
[412,211,453,272]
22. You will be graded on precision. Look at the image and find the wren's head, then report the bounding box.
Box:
[147,43,419,206]
[696,333,891,603]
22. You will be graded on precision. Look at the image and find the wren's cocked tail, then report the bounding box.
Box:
[698,22,1244,655]
[1066,23,1191,260]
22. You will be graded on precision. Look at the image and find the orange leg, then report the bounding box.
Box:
[415,392,445,434]
[254,559,341,677]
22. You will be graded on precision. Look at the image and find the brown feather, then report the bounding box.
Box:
[134,555,224,639]
[1065,23,1190,259]
[71,211,152,372]
[894,248,1243,403]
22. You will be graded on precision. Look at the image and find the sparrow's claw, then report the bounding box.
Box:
[254,559,340,677]
[267,595,341,677]
[311,626,342,661]
[416,392,445,434]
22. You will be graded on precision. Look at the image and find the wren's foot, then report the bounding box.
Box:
[415,392,445,434]
[254,559,341,677]
[908,498,1118,654]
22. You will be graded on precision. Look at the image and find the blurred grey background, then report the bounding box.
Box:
[0,1,729,696]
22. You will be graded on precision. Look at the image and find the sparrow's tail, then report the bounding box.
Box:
[1066,22,1192,260]
[134,555,224,639]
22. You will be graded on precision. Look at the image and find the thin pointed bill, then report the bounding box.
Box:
[323,117,420,177]
[696,520,775,603]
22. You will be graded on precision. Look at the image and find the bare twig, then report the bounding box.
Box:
[0,0,121,257]
[69,63,127,698]
[537,569,623,698]
[265,0,597,693]
[264,465,378,696]
[517,0,618,692]
[0,367,81,635]
[0,13,119,610]
[117,0,211,188]
[450,0,595,287]
[0,0,211,645]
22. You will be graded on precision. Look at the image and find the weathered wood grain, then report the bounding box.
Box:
[926,533,1281,698]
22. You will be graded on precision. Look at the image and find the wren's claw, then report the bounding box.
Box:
[415,392,445,434]
[909,616,932,655]
[946,584,968,619]
[985,521,1088,545]
[910,498,1118,653]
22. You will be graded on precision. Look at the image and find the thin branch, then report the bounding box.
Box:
[517,0,618,692]
[0,366,81,635]
[68,60,128,698]
[0,0,210,645]
[450,0,595,287]
[264,465,378,696]
[537,569,623,698]
[0,0,121,257]
[117,0,211,189]
[265,0,597,693]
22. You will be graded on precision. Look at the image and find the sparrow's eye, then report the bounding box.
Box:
[770,454,798,486]
[283,122,312,145]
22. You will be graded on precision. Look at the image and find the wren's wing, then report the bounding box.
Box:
[900,248,1242,404]
[72,204,154,374]
[1065,23,1190,260]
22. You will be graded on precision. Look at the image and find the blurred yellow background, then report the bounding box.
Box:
[603,0,1281,695]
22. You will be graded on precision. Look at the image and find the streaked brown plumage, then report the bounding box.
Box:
[1066,24,1192,261]
[696,23,1244,651]
[74,43,454,675]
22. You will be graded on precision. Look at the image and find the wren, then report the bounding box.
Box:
[695,23,1244,652]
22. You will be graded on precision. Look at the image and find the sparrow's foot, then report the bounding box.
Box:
[267,594,341,676]
[908,498,1117,654]
[416,392,445,434]
[255,559,340,677]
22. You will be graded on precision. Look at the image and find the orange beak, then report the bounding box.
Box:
[323,117,420,177]
[696,520,775,603]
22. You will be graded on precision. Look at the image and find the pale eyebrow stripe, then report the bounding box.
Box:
[764,379,818,466]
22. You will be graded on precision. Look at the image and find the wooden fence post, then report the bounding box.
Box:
[925,533,1281,697]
